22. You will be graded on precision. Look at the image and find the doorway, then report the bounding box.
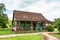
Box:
[33,22,36,31]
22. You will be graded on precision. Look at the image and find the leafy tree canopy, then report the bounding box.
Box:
[54,18,60,27]
[0,3,6,13]
[0,3,8,28]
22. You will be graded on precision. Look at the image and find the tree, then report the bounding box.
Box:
[0,3,6,13]
[54,18,60,32]
[0,3,8,28]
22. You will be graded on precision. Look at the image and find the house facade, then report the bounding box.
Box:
[12,10,51,32]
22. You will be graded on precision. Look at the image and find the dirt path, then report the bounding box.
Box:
[0,32,59,40]
[0,33,39,38]
[41,32,60,40]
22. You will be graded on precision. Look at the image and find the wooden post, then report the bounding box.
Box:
[36,22,40,32]
[25,21,26,31]
[31,21,33,32]
[16,21,20,31]
[43,22,45,30]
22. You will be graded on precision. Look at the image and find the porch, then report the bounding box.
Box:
[12,21,44,32]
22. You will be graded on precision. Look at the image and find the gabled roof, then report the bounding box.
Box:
[13,10,48,21]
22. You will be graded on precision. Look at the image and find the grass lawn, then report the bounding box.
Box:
[0,35,43,40]
[0,28,14,35]
[52,33,60,38]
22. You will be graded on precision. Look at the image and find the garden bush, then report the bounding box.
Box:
[47,25,54,32]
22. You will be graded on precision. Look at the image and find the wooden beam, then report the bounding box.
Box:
[31,21,33,32]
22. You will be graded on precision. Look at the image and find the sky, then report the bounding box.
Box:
[0,0,60,21]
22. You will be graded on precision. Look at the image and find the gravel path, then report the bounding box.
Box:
[0,32,59,40]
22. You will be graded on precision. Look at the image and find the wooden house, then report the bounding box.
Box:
[12,10,51,32]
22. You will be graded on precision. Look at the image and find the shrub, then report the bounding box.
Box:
[58,26,60,32]
[47,25,54,32]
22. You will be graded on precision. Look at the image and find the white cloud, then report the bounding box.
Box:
[0,0,39,10]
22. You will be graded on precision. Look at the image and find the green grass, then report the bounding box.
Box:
[0,28,14,35]
[52,33,60,38]
[0,35,43,40]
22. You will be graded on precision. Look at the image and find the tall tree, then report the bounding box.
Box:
[0,3,8,28]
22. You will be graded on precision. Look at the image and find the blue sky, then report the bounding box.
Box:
[0,0,60,21]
